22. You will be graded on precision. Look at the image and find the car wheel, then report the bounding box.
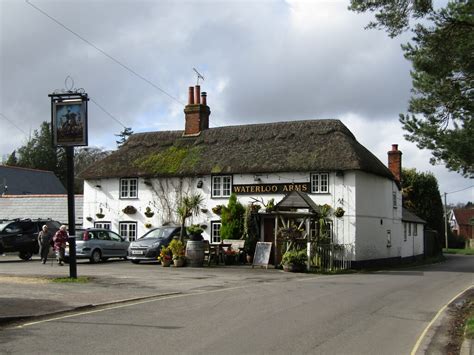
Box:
[90,250,101,263]
[131,260,140,264]
[19,251,33,261]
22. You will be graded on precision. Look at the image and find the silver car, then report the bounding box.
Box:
[65,229,130,263]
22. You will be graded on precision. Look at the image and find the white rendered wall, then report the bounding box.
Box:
[401,222,424,258]
[353,171,403,261]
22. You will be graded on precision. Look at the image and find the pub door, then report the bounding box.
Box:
[263,217,282,266]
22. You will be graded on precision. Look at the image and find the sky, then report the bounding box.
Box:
[0,0,472,205]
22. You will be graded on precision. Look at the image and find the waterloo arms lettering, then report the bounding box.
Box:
[233,183,309,194]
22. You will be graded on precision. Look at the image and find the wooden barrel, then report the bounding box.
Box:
[185,240,204,267]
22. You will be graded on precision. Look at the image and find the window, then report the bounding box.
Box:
[120,178,138,199]
[403,223,407,242]
[94,222,111,230]
[210,222,221,243]
[212,176,232,198]
[311,173,329,193]
[392,192,397,209]
[386,230,392,247]
[408,223,412,236]
[119,222,137,241]
[413,224,418,236]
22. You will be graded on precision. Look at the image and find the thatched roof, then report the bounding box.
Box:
[80,119,394,180]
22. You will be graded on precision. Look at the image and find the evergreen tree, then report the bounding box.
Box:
[6,150,18,166]
[350,1,473,177]
[115,127,133,148]
[402,168,445,236]
[220,193,245,240]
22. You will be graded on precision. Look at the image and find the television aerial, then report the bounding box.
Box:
[193,68,205,85]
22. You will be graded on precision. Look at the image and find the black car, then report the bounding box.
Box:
[128,226,182,264]
[0,219,61,260]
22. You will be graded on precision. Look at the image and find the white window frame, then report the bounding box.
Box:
[212,175,232,198]
[94,222,111,230]
[310,173,329,193]
[120,178,138,199]
[210,221,222,244]
[119,221,137,241]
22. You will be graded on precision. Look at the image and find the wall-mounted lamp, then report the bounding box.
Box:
[95,185,102,189]
[254,175,262,182]
[197,180,203,188]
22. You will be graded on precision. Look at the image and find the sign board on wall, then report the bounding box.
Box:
[233,182,310,195]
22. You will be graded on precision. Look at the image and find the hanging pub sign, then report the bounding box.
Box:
[233,182,310,195]
[49,92,88,147]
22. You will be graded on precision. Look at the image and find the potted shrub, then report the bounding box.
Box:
[169,239,185,267]
[158,246,172,267]
[144,206,155,218]
[187,224,204,241]
[223,247,238,265]
[281,249,307,272]
[185,224,205,267]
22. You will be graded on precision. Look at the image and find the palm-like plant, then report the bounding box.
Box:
[177,193,204,242]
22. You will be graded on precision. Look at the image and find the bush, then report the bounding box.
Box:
[281,249,307,266]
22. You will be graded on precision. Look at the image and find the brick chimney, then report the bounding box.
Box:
[184,85,210,136]
[387,144,402,183]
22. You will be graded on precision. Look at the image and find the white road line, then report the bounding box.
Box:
[13,285,249,329]
[410,285,473,355]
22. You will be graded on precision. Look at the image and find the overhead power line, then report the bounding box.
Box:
[446,185,474,195]
[25,0,185,106]
[0,113,29,137]
[89,98,127,128]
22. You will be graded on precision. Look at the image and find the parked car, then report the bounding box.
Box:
[128,226,182,264]
[0,218,61,260]
[65,228,130,263]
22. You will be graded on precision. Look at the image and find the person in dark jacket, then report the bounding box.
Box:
[38,225,52,264]
[53,225,68,266]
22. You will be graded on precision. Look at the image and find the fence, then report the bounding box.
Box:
[310,243,355,271]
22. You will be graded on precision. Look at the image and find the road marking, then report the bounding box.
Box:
[410,285,473,355]
[13,285,249,329]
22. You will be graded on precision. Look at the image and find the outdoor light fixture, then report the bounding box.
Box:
[197,180,203,188]
[254,175,262,182]
[95,185,102,189]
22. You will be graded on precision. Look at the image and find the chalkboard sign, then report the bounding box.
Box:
[252,242,272,269]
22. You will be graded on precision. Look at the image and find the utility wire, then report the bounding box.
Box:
[446,185,474,195]
[89,98,127,128]
[0,113,29,137]
[25,0,185,106]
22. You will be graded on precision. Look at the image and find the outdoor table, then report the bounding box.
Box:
[209,243,232,264]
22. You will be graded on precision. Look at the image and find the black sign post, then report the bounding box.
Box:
[49,85,88,279]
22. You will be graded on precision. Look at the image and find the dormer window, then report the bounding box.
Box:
[120,178,138,199]
[311,173,329,193]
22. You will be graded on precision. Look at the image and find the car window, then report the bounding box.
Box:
[108,231,123,242]
[20,222,35,233]
[45,221,60,230]
[140,227,176,240]
[88,231,97,240]
[4,222,22,234]
[97,231,109,240]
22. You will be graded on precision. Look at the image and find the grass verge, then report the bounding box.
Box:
[466,316,474,339]
[444,248,474,255]
[52,276,90,283]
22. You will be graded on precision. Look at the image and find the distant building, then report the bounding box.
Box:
[0,195,83,228]
[0,165,66,195]
[450,208,474,248]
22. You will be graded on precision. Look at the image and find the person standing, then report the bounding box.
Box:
[38,225,52,264]
[53,225,68,266]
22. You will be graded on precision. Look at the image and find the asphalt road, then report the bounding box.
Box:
[0,255,473,354]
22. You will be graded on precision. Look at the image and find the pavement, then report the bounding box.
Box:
[0,254,472,354]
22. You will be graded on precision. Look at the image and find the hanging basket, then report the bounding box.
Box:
[122,205,137,214]
[334,207,345,218]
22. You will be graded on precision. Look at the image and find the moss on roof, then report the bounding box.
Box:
[80,119,394,180]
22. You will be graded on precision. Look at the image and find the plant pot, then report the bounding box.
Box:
[144,212,154,218]
[224,254,236,265]
[95,214,104,219]
[173,258,185,267]
[185,240,204,267]
[161,259,171,267]
[283,263,305,272]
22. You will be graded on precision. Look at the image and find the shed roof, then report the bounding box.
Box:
[402,208,426,224]
[0,166,66,195]
[80,119,395,181]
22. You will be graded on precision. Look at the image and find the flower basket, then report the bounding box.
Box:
[95,213,104,219]
[161,258,171,267]
[212,205,224,215]
[86,216,93,222]
[144,207,154,218]
[145,223,152,229]
[123,205,137,214]
[173,258,185,267]
[334,207,345,218]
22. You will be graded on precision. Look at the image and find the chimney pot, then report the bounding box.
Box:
[195,85,201,105]
[188,86,194,105]
[201,92,207,106]
[392,144,398,151]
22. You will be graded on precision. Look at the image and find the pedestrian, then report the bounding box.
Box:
[53,225,68,266]
[38,225,52,264]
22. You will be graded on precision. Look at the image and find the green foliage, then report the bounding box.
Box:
[115,127,133,148]
[135,146,202,175]
[168,239,185,260]
[281,249,307,266]
[5,151,18,166]
[187,224,203,235]
[350,0,474,177]
[220,193,245,241]
[176,193,204,241]
[402,168,444,236]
